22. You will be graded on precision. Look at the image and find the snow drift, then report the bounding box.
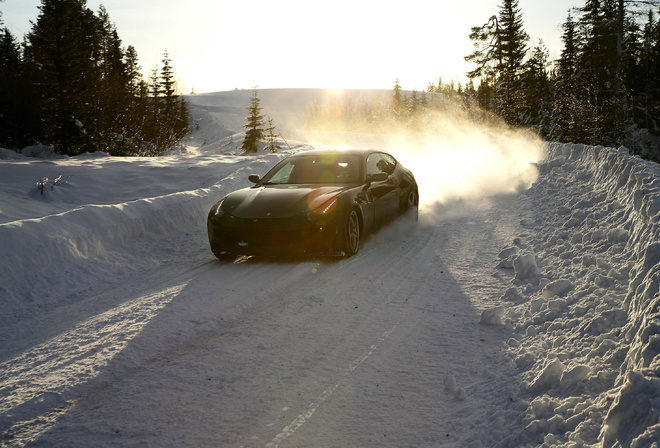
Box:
[492,142,660,447]
[0,147,291,334]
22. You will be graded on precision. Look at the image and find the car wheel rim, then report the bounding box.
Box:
[407,191,417,209]
[348,211,360,253]
[407,191,418,220]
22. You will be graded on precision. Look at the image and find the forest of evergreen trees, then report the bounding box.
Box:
[305,0,660,161]
[0,0,189,156]
[465,0,660,160]
[2,0,659,159]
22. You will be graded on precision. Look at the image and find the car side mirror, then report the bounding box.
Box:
[248,174,261,184]
[367,172,388,183]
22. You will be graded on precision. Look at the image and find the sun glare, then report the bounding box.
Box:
[2,0,578,93]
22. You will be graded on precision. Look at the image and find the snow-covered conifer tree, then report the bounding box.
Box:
[241,88,265,153]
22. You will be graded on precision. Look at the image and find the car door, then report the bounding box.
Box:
[366,153,400,224]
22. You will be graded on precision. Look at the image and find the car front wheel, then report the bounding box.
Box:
[210,243,235,261]
[343,209,361,257]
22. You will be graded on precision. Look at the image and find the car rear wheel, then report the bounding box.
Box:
[406,189,418,221]
[343,209,361,257]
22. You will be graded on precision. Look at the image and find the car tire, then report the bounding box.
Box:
[405,189,419,221]
[343,208,361,257]
[211,243,234,261]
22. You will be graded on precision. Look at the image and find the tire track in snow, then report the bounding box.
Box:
[16,201,515,447]
[264,322,399,448]
[0,282,188,443]
[259,199,522,447]
[254,219,442,447]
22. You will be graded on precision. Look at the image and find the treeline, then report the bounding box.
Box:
[465,0,660,159]
[305,0,660,160]
[302,79,503,135]
[0,0,189,156]
[303,83,460,134]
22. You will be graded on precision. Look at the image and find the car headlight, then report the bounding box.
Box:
[308,198,338,222]
[319,198,338,214]
[211,198,226,218]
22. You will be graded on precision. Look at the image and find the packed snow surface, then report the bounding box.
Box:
[2,89,660,447]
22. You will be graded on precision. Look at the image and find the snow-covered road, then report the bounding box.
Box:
[4,89,660,447]
[1,193,525,447]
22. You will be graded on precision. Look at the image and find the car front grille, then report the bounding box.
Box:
[209,214,338,255]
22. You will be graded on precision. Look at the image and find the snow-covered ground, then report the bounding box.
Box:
[1,89,659,447]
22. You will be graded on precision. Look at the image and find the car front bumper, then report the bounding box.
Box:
[207,212,341,257]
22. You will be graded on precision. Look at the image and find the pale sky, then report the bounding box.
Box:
[1,0,578,94]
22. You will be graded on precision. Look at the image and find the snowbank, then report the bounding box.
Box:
[496,142,660,447]
[0,149,289,330]
[1,187,214,277]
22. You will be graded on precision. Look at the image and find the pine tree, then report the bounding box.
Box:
[576,0,623,144]
[551,12,585,143]
[476,78,495,112]
[521,40,551,134]
[419,90,428,109]
[241,88,265,153]
[148,67,161,100]
[26,0,101,155]
[497,0,529,84]
[95,5,130,154]
[558,12,579,79]
[159,50,176,99]
[409,90,419,116]
[651,10,660,133]
[463,79,478,111]
[1,0,187,156]
[159,50,176,140]
[264,117,281,153]
[144,67,162,151]
[495,0,529,125]
[465,0,529,123]
[124,45,141,95]
[465,15,501,81]
[131,50,188,154]
[392,78,404,119]
[0,27,18,72]
[623,17,643,115]
[639,9,659,130]
[159,50,187,139]
[615,1,660,60]
[0,26,23,148]
[97,6,125,86]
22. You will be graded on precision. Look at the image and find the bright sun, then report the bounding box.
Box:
[3,0,578,93]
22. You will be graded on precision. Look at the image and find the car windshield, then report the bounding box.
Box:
[261,154,362,185]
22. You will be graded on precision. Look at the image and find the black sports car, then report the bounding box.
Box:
[207,148,418,258]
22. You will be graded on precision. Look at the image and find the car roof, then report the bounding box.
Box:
[290,148,385,158]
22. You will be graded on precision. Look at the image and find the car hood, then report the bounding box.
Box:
[222,185,351,219]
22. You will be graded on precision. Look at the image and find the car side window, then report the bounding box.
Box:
[377,153,396,175]
[366,154,384,177]
[367,153,396,178]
